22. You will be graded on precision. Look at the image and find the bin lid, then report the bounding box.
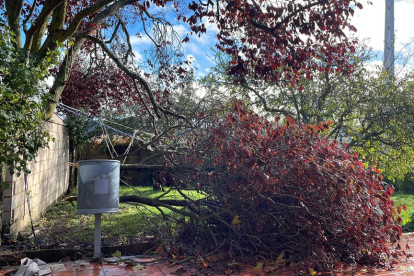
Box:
[78,159,120,164]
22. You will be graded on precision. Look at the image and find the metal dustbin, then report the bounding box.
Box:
[77,159,120,214]
[76,159,120,258]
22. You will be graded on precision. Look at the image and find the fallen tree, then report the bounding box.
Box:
[75,103,405,272]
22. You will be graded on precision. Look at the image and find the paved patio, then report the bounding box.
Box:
[2,233,414,276]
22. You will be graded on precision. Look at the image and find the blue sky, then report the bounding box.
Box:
[129,10,219,79]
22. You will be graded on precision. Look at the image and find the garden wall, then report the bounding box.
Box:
[1,114,70,234]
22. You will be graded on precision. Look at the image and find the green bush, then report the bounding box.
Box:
[0,31,56,175]
[393,174,414,194]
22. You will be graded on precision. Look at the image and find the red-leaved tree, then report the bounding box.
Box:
[153,102,404,271]
[61,53,139,114]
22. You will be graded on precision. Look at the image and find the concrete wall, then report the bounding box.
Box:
[2,114,70,234]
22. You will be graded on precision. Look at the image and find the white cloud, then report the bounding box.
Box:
[45,75,55,88]
[173,24,190,37]
[350,0,414,59]
[132,50,144,62]
[364,60,384,72]
[130,35,152,46]
[349,1,384,52]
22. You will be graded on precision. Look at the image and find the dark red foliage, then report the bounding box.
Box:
[186,0,366,84]
[60,54,141,115]
[172,102,403,270]
[60,52,189,114]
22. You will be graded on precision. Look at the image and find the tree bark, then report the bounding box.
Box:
[4,0,24,48]
[45,37,84,119]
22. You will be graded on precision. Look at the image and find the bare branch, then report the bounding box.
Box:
[241,83,291,116]
[5,0,25,48]
[105,20,121,44]
[114,124,183,160]
[133,79,158,120]
[120,195,201,220]
[114,12,134,61]
[74,33,190,123]
[248,0,327,36]
[138,151,179,165]
[22,0,38,32]
[140,12,160,48]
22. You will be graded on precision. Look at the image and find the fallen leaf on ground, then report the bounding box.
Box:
[264,265,276,273]
[206,252,227,262]
[308,267,317,275]
[231,215,241,228]
[254,262,264,271]
[132,264,146,270]
[199,256,208,268]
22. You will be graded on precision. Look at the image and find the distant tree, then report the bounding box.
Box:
[204,44,414,181]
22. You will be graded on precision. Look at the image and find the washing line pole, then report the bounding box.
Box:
[93,214,102,259]
[384,0,394,76]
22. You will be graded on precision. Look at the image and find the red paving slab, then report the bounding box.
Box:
[2,233,414,276]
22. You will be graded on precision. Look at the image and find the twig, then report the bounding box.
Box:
[156,265,167,276]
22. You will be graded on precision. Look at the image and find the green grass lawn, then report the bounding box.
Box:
[22,184,202,249]
[392,192,414,232]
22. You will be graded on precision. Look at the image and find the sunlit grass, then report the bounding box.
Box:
[392,192,414,232]
[28,185,201,248]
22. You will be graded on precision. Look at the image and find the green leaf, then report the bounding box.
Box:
[254,262,264,271]
[112,250,122,258]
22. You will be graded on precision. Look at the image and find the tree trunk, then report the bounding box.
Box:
[44,37,85,119]
[4,0,23,48]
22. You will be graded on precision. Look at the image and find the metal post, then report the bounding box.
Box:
[384,0,394,76]
[93,213,102,259]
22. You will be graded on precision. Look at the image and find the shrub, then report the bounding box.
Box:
[0,31,53,175]
[167,102,404,271]
[393,173,414,194]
